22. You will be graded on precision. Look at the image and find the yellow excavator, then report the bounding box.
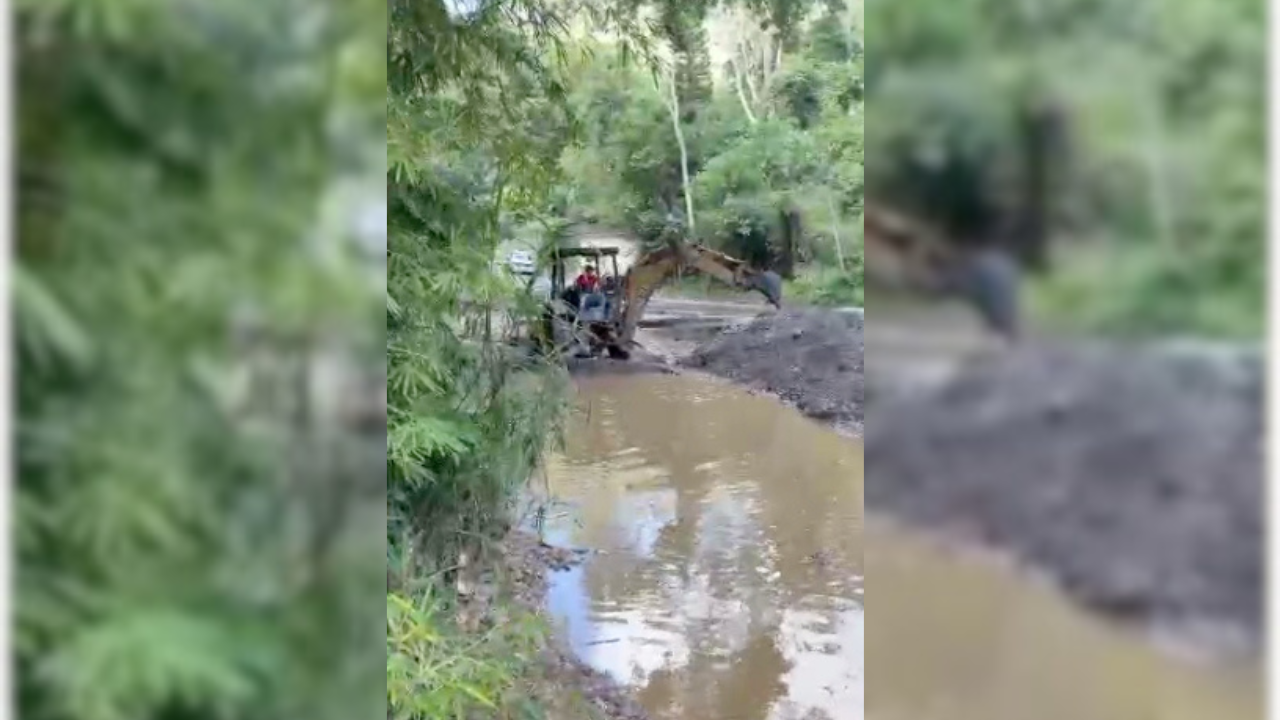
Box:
[865,204,1021,339]
[536,243,782,360]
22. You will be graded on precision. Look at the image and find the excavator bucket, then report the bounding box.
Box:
[756,271,783,308]
[959,250,1020,339]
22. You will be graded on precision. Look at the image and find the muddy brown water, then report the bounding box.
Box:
[534,373,1262,720]
[869,518,1262,720]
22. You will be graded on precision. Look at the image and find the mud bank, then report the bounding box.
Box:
[682,308,866,434]
[866,341,1264,654]
[490,532,650,719]
[565,352,673,377]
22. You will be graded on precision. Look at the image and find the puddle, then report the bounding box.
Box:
[536,373,1262,720]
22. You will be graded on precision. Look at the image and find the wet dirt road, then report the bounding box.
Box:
[534,372,1262,720]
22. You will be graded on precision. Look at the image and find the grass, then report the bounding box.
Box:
[786,265,864,307]
[387,539,610,720]
[1028,242,1263,340]
[387,588,547,720]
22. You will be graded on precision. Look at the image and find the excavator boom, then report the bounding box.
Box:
[865,204,1021,338]
[614,244,781,346]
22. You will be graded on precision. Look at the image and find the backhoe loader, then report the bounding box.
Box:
[535,243,782,360]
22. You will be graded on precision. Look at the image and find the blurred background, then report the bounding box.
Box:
[15,1,386,719]
[862,0,1265,718]
[863,0,1263,339]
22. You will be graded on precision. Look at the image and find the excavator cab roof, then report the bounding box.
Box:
[550,246,620,259]
[546,246,622,296]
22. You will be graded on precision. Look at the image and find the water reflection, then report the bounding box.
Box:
[541,373,864,720]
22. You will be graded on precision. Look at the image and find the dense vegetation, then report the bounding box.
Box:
[867,0,1264,337]
[387,0,578,715]
[388,0,863,716]
[561,2,865,304]
[17,2,385,719]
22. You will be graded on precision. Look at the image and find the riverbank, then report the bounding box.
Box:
[587,306,1261,658]
[396,531,649,719]
[500,532,651,719]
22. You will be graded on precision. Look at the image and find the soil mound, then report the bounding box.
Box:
[684,308,865,433]
[866,341,1264,650]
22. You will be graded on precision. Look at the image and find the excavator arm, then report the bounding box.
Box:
[865,204,1022,338]
[615,244,782,345]
[864,205,954,292]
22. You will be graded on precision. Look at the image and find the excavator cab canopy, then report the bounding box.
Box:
[547,246,622,294]
[550,247,620,257]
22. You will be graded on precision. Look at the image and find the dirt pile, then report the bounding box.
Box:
[866,341,1264,652]
[683,308,865,433]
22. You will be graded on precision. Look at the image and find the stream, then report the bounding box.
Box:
[534,373,1261,720]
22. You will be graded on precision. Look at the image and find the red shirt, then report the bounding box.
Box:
[575,273,599,292]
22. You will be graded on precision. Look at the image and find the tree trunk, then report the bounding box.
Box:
[661,67,696,237]
[828,195,846,271]
[776,208,800,278]
[729,56,757,124]
[1012,99,1065,272]
[1143,87,1176,250]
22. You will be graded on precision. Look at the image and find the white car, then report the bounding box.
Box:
[506,249,536,275]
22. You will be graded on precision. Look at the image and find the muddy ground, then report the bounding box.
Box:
[865,340,1264,655]
[617,306,1263,656]
[682,308,866,435]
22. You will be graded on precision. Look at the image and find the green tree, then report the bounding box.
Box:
[16,1,386,719]
[559,1,863,298]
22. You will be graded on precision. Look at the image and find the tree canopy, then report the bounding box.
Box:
[866,0,1264,337]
